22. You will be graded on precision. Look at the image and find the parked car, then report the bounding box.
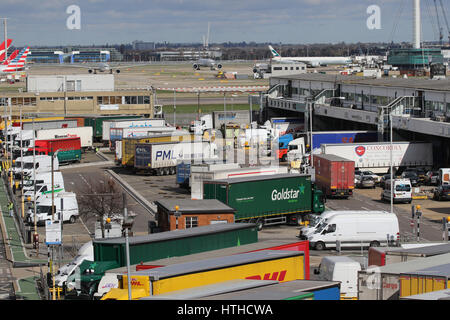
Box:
[401,171,419,187]
[357,175,376,189]
[380,174,391,189]
[425,171,440,186]
[361,171,381,184]
[433,184,450,201]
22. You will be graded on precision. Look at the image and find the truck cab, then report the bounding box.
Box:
[275,134,293,162]
[287,137,306,162]
[27,192,79,225]
[190,114,213,135]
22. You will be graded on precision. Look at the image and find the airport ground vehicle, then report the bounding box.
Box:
[120,132,193,167]
[22,171,64,192]
[133,141,217,176]
[381,179,412,204]
[35,126,93,150]
[433,184,450,201]
[25,137,81,163]
[101,250,305,300]
[313,154,354,198]
[203,174,325,229]
[320,142,433,174]
[307,212,399,251]
[13,155,59,178]
[314,256,361,299]
[27,192,79,225]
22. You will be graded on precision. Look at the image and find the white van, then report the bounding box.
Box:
[55,241,93,288]
[307,212,399,251]
[299,210,389,240]
[381,178,412,204]
[314,256,361,300]
[13,155,59,178]
[24,184,65,202]
[22,171,64,193]
[27,192,79,225]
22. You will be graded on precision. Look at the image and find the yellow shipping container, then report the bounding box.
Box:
[399,263,450,297]
[0,117,64,130]
[121,132,194,167]
[102,250,304,300]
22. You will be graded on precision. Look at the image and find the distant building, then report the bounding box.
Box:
[158,49,222,61]
[27,46,123,63]
[387,48,444,70]
[132,41,156,51]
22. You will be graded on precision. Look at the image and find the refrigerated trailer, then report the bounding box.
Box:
[203,173,325,229]
[321,142,433,174]
[103,118,165,142]
[134,141,217,175]
[109,126,176,149]
[25,137,82,163]
[35,126,93,150]
[191,165,288,200]
[313,154,355,198]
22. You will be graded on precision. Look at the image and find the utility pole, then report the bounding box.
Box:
[123,193,132,300]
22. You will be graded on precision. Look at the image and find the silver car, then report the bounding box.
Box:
[358,175,376,189]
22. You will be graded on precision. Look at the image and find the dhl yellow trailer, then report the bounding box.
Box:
[120,132,194,167]
[101,250,305,300]
[399,263,450,298]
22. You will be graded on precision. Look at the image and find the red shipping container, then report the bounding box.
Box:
[314,154,355,198]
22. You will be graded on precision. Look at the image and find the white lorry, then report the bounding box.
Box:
[236,128,271,148]
[190,165,288,200]
[24,183,65,203]
[109,126,176,149]
[133,141,218,175]
[103,118,166,142]
[35,126,93,150]
[307,212,399,251]
[13,155,59,178]
[321,142,433,174]
[27,192,79,225]
[286,137,307,162]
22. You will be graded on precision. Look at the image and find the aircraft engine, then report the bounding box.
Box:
[216,63,222,69]
[88,69,93,73]
[116,69,120,73]
[193,64,200,70]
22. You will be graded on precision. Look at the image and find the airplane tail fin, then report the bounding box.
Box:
[268,45,281,58]
[2,50,19,65]
[0,39,13,61]
[3,47,30,72]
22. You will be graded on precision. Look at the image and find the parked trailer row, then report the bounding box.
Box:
[176,161,240,188]
[358,252,450,300]
[109,126,176,150]
[203,174,325,229]
[25,137,82,163]
[103,118,165,142]
[101,250,305,300]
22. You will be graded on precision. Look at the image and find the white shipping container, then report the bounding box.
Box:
[36,126,93,149]
[321,142,433,174]
[109,126,176,143]
[103,118,166,141]
[191,165,288,200]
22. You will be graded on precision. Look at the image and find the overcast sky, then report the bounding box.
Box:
[2,0,449,46]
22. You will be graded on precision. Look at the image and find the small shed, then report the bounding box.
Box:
[155,199,236,231]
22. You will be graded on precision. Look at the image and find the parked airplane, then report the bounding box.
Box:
[268,45,352,67]
[0,47,30,74]
[62,61,157,74]
[192,58,222,70]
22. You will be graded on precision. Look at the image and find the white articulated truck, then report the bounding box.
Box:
[133,141,218,175]
[320,142,433,174]
[35,126,93,150]
[13,155,59,178]
[190,165,289,200]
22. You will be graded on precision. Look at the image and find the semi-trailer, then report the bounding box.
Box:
[313,154,355,198]
[101,250,305,300]
[120,132,193,167]
[203,173,325,230]
[25,137,82,163]
[103,118,165,142]
[133,141,217,175]
[35,126,93,151]
[109,126,175,150]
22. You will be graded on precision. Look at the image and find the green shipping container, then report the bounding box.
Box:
[83,115,142,140]
[93,223,257,267]
[203,174,324,222]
